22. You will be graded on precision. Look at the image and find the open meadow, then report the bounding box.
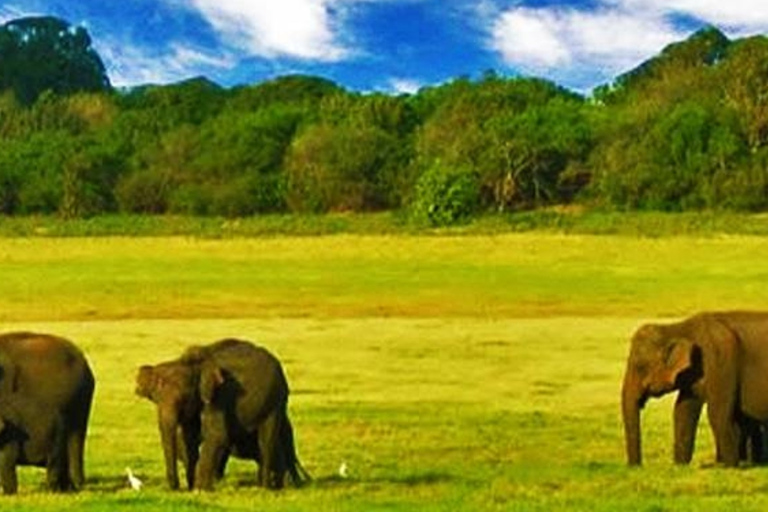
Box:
[3,233,768,510]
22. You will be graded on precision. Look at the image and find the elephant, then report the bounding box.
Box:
[135,357,204,490]
[0,332,95,494]
[136,338,308,491]
[135,342,258,490]
[738,414,768,465]
[621,311,768,467]
[186,338,308,490]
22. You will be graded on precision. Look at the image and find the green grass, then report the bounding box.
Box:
[3,317,767,511]
[6,210,768,238]
[1,233,768,509]
[1,234,768,320]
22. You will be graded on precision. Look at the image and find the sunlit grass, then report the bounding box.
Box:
[1,234,768,321]
[0,317,763,510]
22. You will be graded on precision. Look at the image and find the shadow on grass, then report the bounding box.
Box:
[308,470,456,489]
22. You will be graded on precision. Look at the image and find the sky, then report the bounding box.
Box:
[1,1,767,94]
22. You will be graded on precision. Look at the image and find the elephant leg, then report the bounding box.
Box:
[740,418,768,465]
[707,399,740,467]
[216,447,230,481]
[258,410,283,489]
[69,398,93,489]
[47,418,74,492]
[195,412,229,491]
[0,443,19,495]
[754,422,768,464]
[196,440,228,491]
[158,410,181,490]
[673,392,703,464]
[67,429,87,489]
[180,425,200,490]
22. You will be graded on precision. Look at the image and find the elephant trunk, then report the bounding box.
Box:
[622,369,643,466]
[158,409,180,490]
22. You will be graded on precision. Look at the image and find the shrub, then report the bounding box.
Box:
[115,170,174,213]
[411,163,480,226]
[168,183,212,216]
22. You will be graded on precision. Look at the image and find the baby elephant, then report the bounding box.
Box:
[137,338,309,491]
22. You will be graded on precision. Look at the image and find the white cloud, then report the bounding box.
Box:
[491,6,683,84]
[491,9,571,69]
[611,0,768,31]
[168,43,236,70]
[388,78,422,94]
[183,0,349,61]
[486,0,768,90]
[97,39,235,86]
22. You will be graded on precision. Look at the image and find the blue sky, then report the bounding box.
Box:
[2,1,767,93]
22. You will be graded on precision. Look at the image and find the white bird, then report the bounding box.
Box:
[126,467,143,491]
[338,461,349,479]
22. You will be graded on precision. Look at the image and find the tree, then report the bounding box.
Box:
[719,36,768,153]
[415,76,591,211]
[0,16,111,105]
[283,92,416,213]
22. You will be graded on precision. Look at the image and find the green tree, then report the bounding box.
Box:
[719,36,768,153]
[415,75,591,211]
[0,16,111,105]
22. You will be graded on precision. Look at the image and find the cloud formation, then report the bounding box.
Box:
[183,0,349,61]
[489,0,768,90]
[613,0,768,31]
[388,77,422,94]
[100,39,235,86]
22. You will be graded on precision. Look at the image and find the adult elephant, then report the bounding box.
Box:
[0,332,95,494]
[189,339,308,490]
[136,338,308,491]
[621,311,768,467]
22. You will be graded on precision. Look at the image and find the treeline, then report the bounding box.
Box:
[2,18,768,224]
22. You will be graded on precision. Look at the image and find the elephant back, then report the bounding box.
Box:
[0,332,94,408]
[200,339,288,425]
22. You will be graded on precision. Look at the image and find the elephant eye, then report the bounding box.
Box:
[634,362,648,375]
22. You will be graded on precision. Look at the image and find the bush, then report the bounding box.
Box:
[210,174,286,218]
[169,174,287,218]
[411,163,480,226]
[167,184,212,216]
[116,170,173,213]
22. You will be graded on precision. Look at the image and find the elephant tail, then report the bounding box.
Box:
[282,415,311,487]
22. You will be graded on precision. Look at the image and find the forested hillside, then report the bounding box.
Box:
[1,16,768,224]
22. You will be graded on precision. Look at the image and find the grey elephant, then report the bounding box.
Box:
[190,339,308,490]
[621,311,768,467]
[136,338,308,491]
[0,332,95,494]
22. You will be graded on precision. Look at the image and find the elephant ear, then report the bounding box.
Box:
[665,338,694,385]
[199,364,225,405]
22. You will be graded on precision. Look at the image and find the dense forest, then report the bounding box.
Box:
[1,16,768,224]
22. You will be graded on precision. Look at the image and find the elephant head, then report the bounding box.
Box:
[621,323,700,465]
[135,363,200,405]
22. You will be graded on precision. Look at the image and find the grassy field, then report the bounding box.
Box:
[1,233,768,510]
